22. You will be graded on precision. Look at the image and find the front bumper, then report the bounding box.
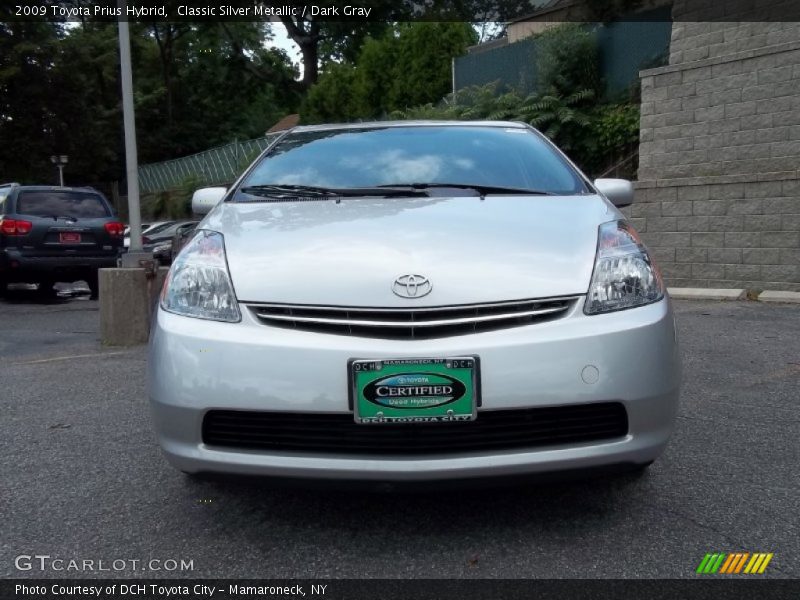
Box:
[148,297,680,481]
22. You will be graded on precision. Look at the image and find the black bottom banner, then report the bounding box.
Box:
[2,579,798,600]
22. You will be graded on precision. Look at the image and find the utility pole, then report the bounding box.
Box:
[101,0,160,346]
[117,0,148,264]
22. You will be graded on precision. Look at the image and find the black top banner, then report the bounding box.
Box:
[4,0,800,22]
[3,579,800,600]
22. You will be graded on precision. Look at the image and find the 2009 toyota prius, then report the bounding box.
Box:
[148,121,680,483]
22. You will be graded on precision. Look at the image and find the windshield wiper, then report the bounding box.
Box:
[238,183,551,200]
[378,183,557,197]
[240,184,336,198]
[239,184,427,199]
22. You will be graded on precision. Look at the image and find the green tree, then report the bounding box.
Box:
[302,22,477,122]
[301,63,361,123]
[0,19,122,188]
[279,2,402,89]
[318,22,392,66]
[51,21,124,186]
[389,22,477,109]
[0,18,300,187]
[132,22,299,162]
[0,21,63,184]
[350,34,399,118]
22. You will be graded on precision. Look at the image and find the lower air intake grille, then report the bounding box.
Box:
[202,403,628,455]
[248,297,577,339]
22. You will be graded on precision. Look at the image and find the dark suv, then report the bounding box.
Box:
[0,184,124,299]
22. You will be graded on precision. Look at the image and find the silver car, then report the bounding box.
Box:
[148,121,680,483]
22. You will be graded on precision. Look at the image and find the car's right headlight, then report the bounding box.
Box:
[584,220,665,315]
[160,230,241,322]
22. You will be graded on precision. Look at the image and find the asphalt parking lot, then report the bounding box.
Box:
[1,292,798,579]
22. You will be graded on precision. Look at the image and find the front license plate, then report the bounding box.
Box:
[60,232,81,244]
[350,357,478,425]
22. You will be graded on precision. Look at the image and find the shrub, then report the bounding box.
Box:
[588,103,641,177]
[523,89,596,154]
[535,24,603,98]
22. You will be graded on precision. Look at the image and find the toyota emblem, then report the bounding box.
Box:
[392,274,432,299]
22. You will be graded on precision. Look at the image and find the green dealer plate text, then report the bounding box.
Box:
[350,357,478,424]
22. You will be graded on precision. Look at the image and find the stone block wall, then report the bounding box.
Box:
[632,15,800,291]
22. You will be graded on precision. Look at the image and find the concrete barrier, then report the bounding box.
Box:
[100,267,169,346]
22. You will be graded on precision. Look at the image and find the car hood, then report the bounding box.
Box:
[202,195,617,306]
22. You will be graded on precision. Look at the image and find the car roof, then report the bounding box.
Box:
[8,185,102,193]
[291,120,530,133]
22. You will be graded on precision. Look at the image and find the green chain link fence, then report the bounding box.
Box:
[454,10,673,97]
[137,134,281,194]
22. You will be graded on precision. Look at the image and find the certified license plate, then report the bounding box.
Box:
[59,232,81,244]
[350,357,479,425]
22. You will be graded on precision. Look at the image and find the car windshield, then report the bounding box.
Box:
[238,125,589,197]
[17,190,110,218]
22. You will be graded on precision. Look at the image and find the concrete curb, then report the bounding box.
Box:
[757,291,800,304]
[668,288,800,304]
[668,288,745,300]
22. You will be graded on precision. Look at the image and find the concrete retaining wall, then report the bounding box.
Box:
[631,12,800,291]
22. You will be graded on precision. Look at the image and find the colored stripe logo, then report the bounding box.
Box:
[696,553,773,574]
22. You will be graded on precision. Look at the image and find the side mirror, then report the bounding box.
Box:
[594,179,634,208]
[191,187,227,215]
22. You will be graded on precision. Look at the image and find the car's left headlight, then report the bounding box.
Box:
[160,229,241,322]
[584,220,665,315]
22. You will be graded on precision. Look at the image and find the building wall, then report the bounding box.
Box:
[507,8,576,42]
[633,17,800,291]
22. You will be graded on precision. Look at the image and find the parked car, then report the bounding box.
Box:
[151,242,171,265]
[152,221,199,265]
[0,184,124,299]
[141,221,193,250]
[149,121,681,484]
[123,221,173,249]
